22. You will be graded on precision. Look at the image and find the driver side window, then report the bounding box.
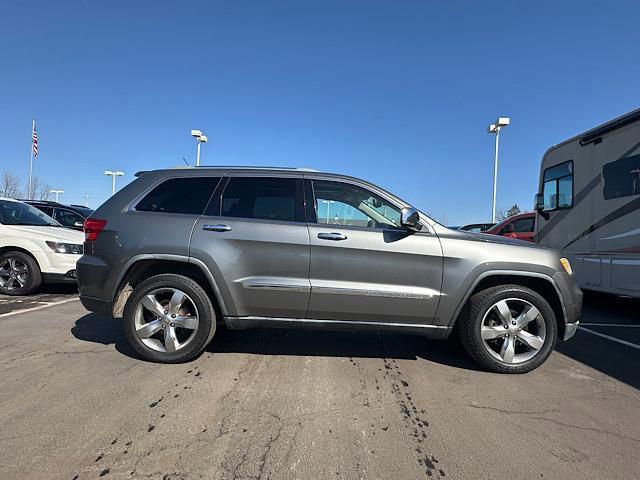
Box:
[311,180,401,229]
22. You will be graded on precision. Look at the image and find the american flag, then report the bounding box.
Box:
[32,121,38,157]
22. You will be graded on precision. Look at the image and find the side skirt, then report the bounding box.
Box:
[223,316,452,339]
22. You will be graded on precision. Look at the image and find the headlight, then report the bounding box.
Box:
[560,257,573,275]
[46,241,84,255]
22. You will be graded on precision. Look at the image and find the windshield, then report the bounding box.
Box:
[0,200,60,226]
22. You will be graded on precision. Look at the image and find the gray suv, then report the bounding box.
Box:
[77,167,582,373]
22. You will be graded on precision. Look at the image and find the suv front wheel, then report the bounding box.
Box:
[458,285,558,373]
[123,274,216,363]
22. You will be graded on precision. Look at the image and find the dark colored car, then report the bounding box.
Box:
[485,213,535,242]
[77,167,581,373]
[459,223,495,233]
[23,200,94,231]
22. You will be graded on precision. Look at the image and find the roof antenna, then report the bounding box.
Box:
[182,156,190,166]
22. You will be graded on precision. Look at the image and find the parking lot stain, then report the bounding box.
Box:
[148,424,155,432]
[99,468,110,476]
[94,453,103,462]
[381,355,445,478]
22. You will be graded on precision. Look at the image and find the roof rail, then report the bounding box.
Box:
[196,165,320,172]
[580,107,640,145]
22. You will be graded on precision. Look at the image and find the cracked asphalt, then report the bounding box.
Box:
[0,294,638,479]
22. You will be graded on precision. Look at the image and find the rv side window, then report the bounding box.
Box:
[542,161,573,211]
[603,154,640,200]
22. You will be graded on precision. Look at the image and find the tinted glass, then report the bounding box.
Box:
[603,154,640,200]
[221,177,304,222]
[543,180,557,210]
[512,217,535,233]
[542,161,573,210]
[37,206,54,216]
[312,180,401,228]
[136,177,221,214]
[55,209,84,228]
[0,200,58,226]
[544,161,572,181]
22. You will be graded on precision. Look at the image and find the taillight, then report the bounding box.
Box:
[84,218,107,241]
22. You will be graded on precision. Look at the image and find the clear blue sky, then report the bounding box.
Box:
[1,1,638,224]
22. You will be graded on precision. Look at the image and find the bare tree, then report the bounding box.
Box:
[496,204,522,222]
[27,176,50,201]
[1,171,22,198]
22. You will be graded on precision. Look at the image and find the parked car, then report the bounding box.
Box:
[23,200,94,231]
[459,223,495,233]
[485,212,535,242]
[0,198,84,295]
[77,167,581,373]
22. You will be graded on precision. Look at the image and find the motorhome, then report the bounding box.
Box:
[534,108,640,297]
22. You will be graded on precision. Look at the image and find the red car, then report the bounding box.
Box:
[484,212,535,242]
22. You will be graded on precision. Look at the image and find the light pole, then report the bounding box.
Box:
[321,200,334,223]
[487,117,510,223]
[50,189,64,202]
[190,130,208,166]
[104,170,124,195]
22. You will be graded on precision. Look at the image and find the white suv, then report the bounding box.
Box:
[0,198,85,295]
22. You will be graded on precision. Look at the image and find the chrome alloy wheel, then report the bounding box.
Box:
[0,257,29,291]
[133,288,200,353]
[480,298,546,364]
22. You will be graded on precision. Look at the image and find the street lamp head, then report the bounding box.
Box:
[191,129,203,138]
[496,117,510,127]
[487,124,498,133]
[199,135,208,143]
[114,171,124,176]
[104,170,113,176]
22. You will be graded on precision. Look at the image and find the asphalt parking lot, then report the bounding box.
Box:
[0,290,638,480]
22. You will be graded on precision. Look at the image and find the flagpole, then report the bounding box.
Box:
[28,118,34,200]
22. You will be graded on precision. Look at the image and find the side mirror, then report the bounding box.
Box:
[534,193,550,220]
[534,193,544,212]
[74,221,84,228]
[401,207,422,231]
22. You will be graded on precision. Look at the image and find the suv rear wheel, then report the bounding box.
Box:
[0,251,42,296]
[123,274,216,363]
[458,285,557,373]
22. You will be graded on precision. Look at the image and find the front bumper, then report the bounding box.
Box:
[563,321,580,341]
[43,270,78,284]
[552,271,583,341]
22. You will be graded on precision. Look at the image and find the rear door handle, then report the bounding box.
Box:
[203,224,232,232]
[317,232,347,241]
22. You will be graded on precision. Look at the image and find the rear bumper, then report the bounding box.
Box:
[79,294,112,317]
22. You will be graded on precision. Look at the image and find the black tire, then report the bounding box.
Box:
[123,274,216,363]
[0,251,42,296]
[458,284,557,374]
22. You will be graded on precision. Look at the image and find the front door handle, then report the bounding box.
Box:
[317,232,347,241]
[203,224,232,232]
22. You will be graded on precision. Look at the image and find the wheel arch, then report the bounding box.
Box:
[111,255,229,319]
[450,271,567,338]
[0,246,42,269]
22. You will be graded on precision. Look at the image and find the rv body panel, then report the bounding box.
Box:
[535,108,640,296]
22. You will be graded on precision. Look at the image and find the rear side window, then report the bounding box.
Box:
[136,177,221,214]
[603,154,640,200]
[542,161,573,210]
[512,217,534,232]
[54,209,84,228]
[220,177,304,222]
